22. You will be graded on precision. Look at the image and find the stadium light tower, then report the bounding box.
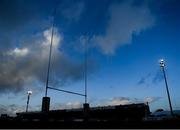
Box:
[159,59,174,116]
[26,90,32,112]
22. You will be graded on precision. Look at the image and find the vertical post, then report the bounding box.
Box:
[159,59,173,116]
[45,5,57,97]
[83,103,89,122]
[145,102,150,117]
[45,18,55,97]
[84,35,88,104]
[83,35,90,122]
[42,97,50,112]
[42,3,58,113]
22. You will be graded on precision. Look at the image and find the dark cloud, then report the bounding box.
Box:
[0,0,55,55]
[0,104,25,116]
[0,0,98,94]
[137,77,146,85]
[60,1,85,22]
[152,70,163,84]
[0,0,28,30]
[0,28,97,93]
[0,0,54,31]
[137,73,151,85]
[137,70,164,86]
[0,0,85,34]
[0,103,40,116]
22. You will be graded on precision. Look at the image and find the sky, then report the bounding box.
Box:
[0,0,180,116]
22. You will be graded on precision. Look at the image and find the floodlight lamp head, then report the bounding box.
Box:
[159,59,165,67]
[27,91,32,95]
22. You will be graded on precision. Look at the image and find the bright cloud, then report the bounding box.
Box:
[51,101,83,110]
[94,1,155,55]
[98,97,132,106]
[8,48,29,57]
[144,97,161,104]
[0,27,87,93]
[65,101,82,109]
[106,97,132,105]
[42,27,62,49]
[98,96,161,106]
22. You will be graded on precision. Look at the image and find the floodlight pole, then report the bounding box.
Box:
[26,92,32,112]
[160,59,174,116]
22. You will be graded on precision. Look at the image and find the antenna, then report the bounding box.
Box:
[45,5,57,97]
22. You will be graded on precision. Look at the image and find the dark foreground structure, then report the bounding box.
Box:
[1,103,180,128]
[16,103,150,122]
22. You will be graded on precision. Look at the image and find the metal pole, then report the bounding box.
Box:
[161,66,174,116]
[48,86,86,97]
[45,7,57,97]
[84,36,87,104]
[26,94,30,112]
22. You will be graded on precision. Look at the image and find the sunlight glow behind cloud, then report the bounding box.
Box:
[8,48,29,57]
